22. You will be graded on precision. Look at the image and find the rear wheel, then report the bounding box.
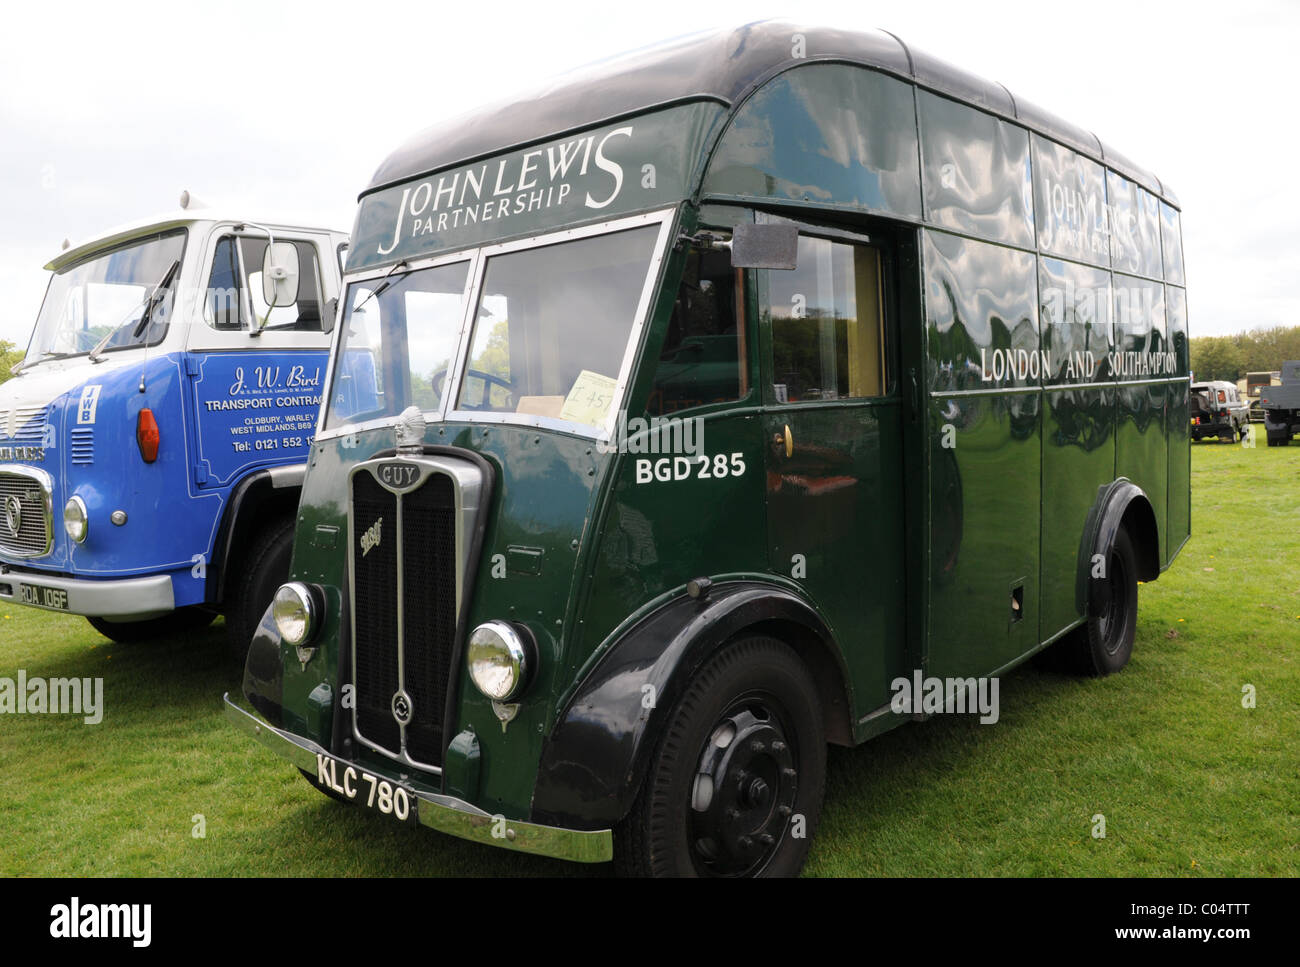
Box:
[1049,528,1139,676]
[226,518,295,664]
[614,635,825,877]
[87,606,215,644]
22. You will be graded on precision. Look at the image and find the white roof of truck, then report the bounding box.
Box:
[46,202,346,271]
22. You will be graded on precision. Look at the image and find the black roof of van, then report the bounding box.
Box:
[364,21,1178,208]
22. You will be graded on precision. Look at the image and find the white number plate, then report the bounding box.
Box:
[314,753,415,823]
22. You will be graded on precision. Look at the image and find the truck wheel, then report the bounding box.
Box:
[1053,528,1139,676]
[614,635,825,877]
[87,607,215,644]
[227,518,295,664]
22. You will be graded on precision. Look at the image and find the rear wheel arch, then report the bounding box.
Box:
[1078,479,1159,609]
[1117,495,1160,582]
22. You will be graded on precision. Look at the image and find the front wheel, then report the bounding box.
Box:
[614,635,826,877]
[226,518,295,664]
[87,606,216,644]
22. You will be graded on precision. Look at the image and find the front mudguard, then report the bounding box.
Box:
[242,603,285,727]
[530,581,840,831]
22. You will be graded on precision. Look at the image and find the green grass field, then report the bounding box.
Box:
[1,432,1296,877]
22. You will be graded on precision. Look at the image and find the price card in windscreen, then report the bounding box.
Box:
[560,370,618,428]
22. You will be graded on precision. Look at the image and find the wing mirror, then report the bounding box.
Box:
[261,242,300,309]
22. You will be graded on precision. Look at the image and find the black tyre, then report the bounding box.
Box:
[87,606,216,644]
[226,518,295,664]
[614,635,825,877]
[1051,528,1139,676]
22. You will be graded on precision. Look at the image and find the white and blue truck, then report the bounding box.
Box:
[0,194,347,658]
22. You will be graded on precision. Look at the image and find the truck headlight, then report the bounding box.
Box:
[272,582,319,646]
[63,496,88,544]
[467,621,532,702]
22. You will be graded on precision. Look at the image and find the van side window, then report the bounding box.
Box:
[204,236,326,332]
[647,247,745,416]
[766,236,885,402]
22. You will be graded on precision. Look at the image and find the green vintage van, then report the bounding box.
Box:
[226,21,1190,876]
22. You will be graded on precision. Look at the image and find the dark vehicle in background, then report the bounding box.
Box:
[1190,380,1248,442]
[1260,361,1300,446]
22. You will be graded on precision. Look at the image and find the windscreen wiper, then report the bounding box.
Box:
[350,260,409,316]
[89,258,181,363]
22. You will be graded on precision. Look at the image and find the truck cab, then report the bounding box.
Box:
[1260,361,1300,446]
[0,195,347,657]
[1190,379,1248,442]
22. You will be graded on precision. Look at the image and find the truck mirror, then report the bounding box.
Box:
[262,242,301,309]
[323,297,338,335]
[730,223,799,270]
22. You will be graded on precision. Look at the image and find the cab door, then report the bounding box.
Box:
[759,227,908,716]
[185,229,335,490]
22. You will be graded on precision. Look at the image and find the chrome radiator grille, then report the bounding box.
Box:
[0,466,54,558]
[348,455,483,773]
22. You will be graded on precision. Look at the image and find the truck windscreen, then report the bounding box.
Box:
[27,230,187,361]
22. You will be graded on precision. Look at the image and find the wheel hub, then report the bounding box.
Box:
[689,702,797,876]
[1099,548,1128,653]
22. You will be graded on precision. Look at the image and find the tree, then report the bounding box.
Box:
[0,340,23,386]
[1189,336,1243,382]
[1189,324,1300,382]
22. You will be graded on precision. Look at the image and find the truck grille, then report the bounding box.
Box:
[349,455,481,773]
[0,466,54,558]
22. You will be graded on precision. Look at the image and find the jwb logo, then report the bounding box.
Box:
[377,462,420,490]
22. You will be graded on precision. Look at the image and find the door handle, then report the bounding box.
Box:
[771,424,793,458]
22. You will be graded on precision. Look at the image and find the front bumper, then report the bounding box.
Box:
[0,564,174,618]
[223,694,613,864]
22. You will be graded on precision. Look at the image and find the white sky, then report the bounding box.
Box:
[1,0,1295,347]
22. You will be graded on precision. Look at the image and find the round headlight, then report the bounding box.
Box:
[63,496,88,544]
[272,582,318,647]
[467,620,532,702]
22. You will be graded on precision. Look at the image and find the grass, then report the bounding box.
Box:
[1,429,1296,877]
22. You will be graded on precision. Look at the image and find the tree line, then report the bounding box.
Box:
[1190,325,1300,383]
[0,340,22,386]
